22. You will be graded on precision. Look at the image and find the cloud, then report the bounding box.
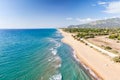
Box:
[66,17,73,20]
[98,1,107,5]
[104,1,120,14]
[76,18,97,24]
[99,1,120,14]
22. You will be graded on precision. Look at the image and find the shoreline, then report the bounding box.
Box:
[72,50,101,80]
[58,29,102,80]
[58,29,120,80]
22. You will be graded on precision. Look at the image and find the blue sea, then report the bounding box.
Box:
[0,29,93,80]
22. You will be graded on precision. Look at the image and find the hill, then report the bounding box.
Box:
[68,18,120,28]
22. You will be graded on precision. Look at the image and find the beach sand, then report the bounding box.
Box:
[58,29,120,80]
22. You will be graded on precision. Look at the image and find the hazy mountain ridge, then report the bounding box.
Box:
[68,18,120,28]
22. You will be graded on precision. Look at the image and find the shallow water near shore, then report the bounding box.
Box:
[0,29,93,80]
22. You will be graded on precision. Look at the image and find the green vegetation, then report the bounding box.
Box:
[109,33,120,40]
[63,28,120,62]
[63,28,120,40]
[113,56,120,63]
[62,28,120,40]
[109,34,120,40]
[105,46,112,50]
[109,34,118,39]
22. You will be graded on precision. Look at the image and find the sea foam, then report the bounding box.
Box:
[49,73,62,80]
[52,49,57,55]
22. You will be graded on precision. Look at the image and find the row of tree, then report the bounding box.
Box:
[63,28,120,39]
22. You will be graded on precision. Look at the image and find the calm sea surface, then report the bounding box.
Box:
[0,29,93,80]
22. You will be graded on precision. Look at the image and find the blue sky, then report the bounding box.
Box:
[0,0,120,28]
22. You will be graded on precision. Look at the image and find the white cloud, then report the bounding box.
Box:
[104,1,120,14]
[66,17,73,20]
[76,18,97,24]
[98,1,107,5]
[99,1,120,14]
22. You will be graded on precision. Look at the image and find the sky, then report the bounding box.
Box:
[0,0,120,28]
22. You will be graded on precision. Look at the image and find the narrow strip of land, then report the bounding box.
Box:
[59,29,120,80]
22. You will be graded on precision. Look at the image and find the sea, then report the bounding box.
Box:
[0,29,93,80]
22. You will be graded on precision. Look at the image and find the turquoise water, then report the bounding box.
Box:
[0,29,93,80]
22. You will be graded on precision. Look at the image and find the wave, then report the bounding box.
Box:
[49,73,62,80]
[49,38,62,68]
[47,33,62,80]
[55,42,61,48]
[72,50,100,80]
[51,49,57,55]
[49,38,61,56]
[48,38,61,48]
[53,30,62,38]
[49,47,57,56]
[72,51,80,62]
[54,56,61,68]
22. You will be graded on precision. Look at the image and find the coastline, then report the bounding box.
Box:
[58,29,120,80]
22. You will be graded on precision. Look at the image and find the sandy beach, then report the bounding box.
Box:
[58,29,120,80]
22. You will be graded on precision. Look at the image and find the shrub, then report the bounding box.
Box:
[105,46,112,50]
[112,50,119,54]
[85,43,88,45]
[109,34,118,39]
[113,56,120,63]
[117,36,120,40]
[116,41,120,43]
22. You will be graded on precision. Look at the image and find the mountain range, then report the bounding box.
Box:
[68,18,120,28]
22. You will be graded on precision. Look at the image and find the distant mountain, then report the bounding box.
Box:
[68,18,120,28]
